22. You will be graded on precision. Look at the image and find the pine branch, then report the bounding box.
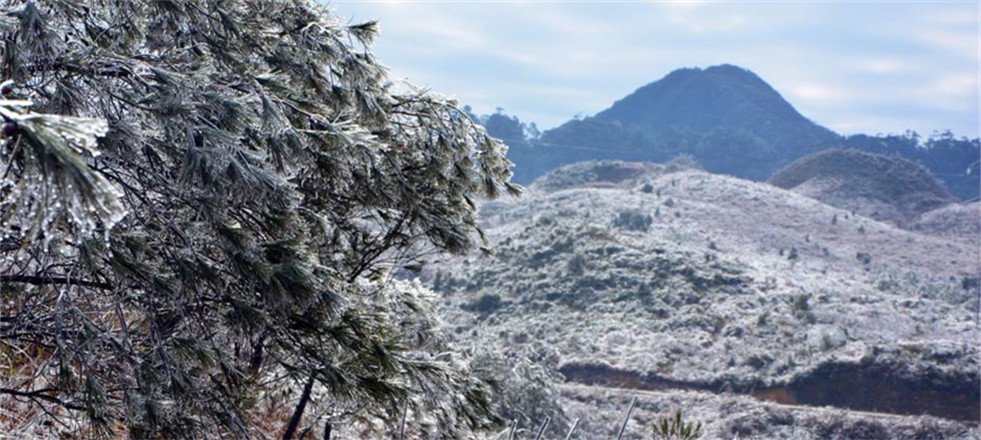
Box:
[0,387,86,411]
[0,274,112,290]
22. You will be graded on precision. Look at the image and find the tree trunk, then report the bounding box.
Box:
[282,376,315,440]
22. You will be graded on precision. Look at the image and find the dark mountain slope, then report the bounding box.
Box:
[525,64,839,181]
[596,65,820,137]
[490,65,978,200]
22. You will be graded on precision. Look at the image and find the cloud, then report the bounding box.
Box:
[332,1,980,137]
[789,84,851,105]
[911,28,980,60]
[660,0,706,10]
[926,8,981,26]
[909,73,980,111]
[667,10,748,33]
[852,58,911,74]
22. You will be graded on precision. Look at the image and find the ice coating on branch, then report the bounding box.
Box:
[0,99,125,245]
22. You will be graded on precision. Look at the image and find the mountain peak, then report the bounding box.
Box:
[703,63,754,75]
[594,64,809,132]
[523,64,839,182]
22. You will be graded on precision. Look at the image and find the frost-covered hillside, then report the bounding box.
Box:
[430,161,979,439]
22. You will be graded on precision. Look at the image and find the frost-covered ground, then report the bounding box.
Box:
[912,202,981,240]
[560,384,978,439]
[429,161,980,437]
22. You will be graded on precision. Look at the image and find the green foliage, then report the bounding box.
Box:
[650,410,704,440]
[614,210,653,232]
[462,293,505,315]
[567,253,587,276]
[792,293,815,323]
[792,293,811,313]
[0,0,518,437]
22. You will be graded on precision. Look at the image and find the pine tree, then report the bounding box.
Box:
[0,1,519,438]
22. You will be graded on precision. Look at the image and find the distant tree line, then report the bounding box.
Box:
[839,131,980,201]
[477,108,980,201]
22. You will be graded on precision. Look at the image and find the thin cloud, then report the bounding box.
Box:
[789,84,852,105]
[852,58,911,75]
[667,11,748,33]
[911,28,980,60]
[332,1,980,138]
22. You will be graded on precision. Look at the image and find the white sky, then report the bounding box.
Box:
[329,0,980,138]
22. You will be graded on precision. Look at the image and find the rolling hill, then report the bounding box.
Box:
[429,161,979,439]
[769,149,957,227]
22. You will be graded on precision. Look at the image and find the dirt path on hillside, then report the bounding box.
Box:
[558,363,980,425]
[559,383,951,424]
